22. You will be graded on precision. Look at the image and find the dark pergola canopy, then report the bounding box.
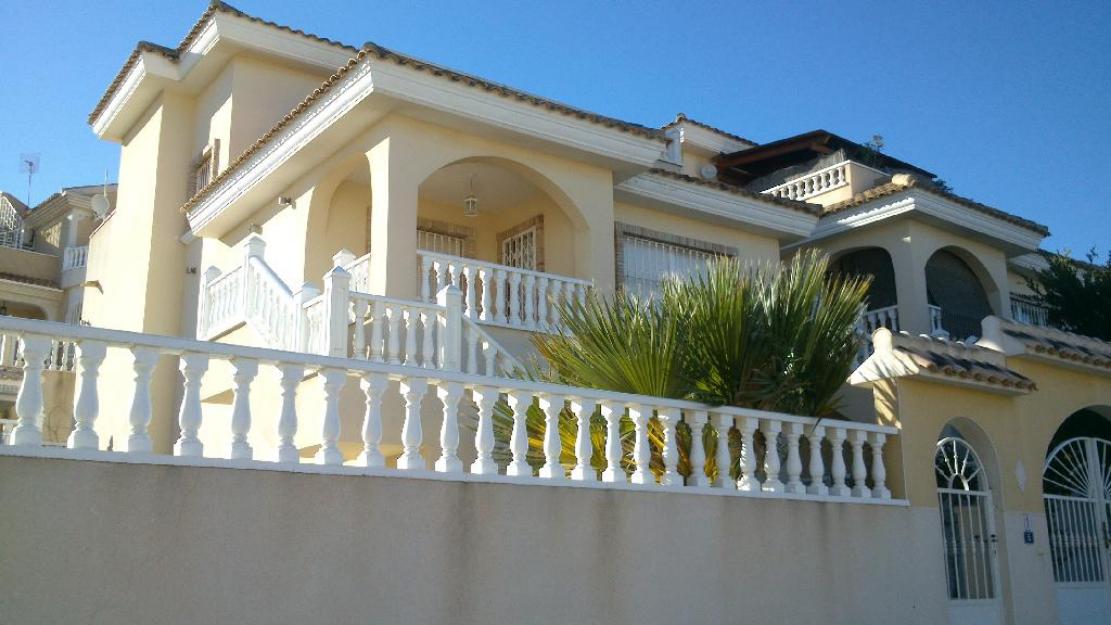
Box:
[714,130,936,187]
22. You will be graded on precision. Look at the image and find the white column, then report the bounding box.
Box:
[276,364,303,464]
[686,410,710,487]
[67,340,108,450]
[507,272,521,326]
[470,386,499,476]
[828,427,850,497]
[322,266,351,358]
[629,403,652,484]
[600,401,626,483]
[658,407,681,487]
[172,352,209,457]
[712,413,734,489]
[397,377,428,470]
[315,369,347,466]
[538,394,565,479]
[357,372,389,468]
[870,432,891,499]
[437,286,463,372]
[570,398,596,481]
[736,415,759,492]
[784,422,805,494]
[435,382,464,473]
[10,335,52,446]
[850,430,870,498]
[506,391,532,477]
[229,358,259,460]
[124,346,160,453]
[760,420,784,493]
[806,425,828,496]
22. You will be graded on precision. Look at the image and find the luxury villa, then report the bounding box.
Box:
[1,3,1108,624]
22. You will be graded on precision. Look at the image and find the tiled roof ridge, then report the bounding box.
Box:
[665,113,759,148]
[824,174,1050,236]
[88,2,361,125]
[887,329,1037,391]
[646,168,821,216]
[995,317,1111,371]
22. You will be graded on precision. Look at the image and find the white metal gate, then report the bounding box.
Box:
[1044,437,1111,625]
[935,437,1003,625]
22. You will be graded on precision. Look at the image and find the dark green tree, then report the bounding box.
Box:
[1029,250,1111,340]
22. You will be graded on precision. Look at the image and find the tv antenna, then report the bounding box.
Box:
[18,153,40,207]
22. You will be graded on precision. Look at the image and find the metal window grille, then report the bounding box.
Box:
[620,235,717,301]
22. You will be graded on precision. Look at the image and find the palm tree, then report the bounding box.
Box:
[484,250,870,481]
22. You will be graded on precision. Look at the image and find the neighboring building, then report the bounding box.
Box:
[0,184,115,443]
[1,4,1107,625]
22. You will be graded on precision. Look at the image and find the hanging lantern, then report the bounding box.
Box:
[463,174,479,217]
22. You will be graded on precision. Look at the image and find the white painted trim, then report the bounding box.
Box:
[90,57,148,137]
[368,61,665,166]
[802,190,1044,250]
[615,172,817,238]
[0,446,910,507]
[674,121,755,155]
[213,13,354,72]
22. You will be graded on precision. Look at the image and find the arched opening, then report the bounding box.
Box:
[935,420,1006,624]
[1042,406,1111,625]
[925,248,996,341]
[830,247,898,332]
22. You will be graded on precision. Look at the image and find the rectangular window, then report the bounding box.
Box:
[417,229,466,257]
[190,139,220,196]
[620,236,719,300]
[500,225,538,270]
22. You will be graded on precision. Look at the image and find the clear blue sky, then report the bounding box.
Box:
[2,1,1108,254]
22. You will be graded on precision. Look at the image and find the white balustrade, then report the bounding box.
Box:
[62,245,88,271]
[928,305,945,337]
[1010,296,1049,327]
[762,161,850,201]
[417,251,591,333]
[861,305,899,335]
[0,315,899,506]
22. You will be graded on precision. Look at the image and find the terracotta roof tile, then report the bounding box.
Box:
[646,168,821,216]
[824,175,1050,236]
[999,322,1111,371]
[0,272,60,290]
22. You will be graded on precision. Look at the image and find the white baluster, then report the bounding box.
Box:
[536,276,549,332]
[576,283,588,309]
[628,403,652,484]
[570,398,596,481]
[658,407,680,487]
[462,265,476,319]
[401,307,417,366]
[276,364,303,464]
[470,386,499,475]
[172,352,209,457]
[784,422,805,494]
[494,269,508,324]
[420,309,435,368]
[478,267,491,321]
[538,395,565,479]
[482,340,497,376]
[10,335,52,446]
[506,390,531,477]
[760,420,784,493]
[229,358,258,460]
[736,415,759,491]
[828,427,850,497]
[420,255,433,302]
[352,299,369,359]
[870,432,891,499]
[315,368,347,466]
[397,377,428,470]
[601,401,626,483]
[435,382,465,473]
[686,410,710,487]
[507,272,521,326]
[369,301,385,362]
[548,280,562,331]
[357,372,389,467]
[806,425,828,496]
[712,413,733,488]
[850,430,870,497]
[124,346,160,453]
[523,273,536,330]
[465,326,479,374]
[67,340,108,450]
[434,261,448,301]
[386,306,401,365]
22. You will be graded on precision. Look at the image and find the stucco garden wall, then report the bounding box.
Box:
[0,455,948,625]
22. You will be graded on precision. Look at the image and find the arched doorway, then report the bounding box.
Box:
[935,426,1004,624]
[1043,407,1111,625]
[925,248,996,341]
[831,247,898,332]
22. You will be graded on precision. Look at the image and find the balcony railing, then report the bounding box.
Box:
[62,245,88,271]
[763,162,850,201]
[1011,296,1049,327]
[418,251,592,333]
[0,314,899,503]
